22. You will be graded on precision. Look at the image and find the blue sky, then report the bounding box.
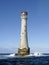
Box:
[0,0,49,53]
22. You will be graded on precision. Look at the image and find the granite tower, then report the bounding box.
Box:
[18,11,30,55]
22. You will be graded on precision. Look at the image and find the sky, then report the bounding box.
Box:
[0,0,49,53]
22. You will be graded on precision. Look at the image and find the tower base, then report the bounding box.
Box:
[18,48,30,56]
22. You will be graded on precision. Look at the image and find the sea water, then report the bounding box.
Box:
[0,53,49,65]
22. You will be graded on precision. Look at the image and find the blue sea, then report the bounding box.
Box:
[0,53,49,65]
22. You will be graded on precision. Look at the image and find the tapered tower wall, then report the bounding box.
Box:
[18,11,30,55]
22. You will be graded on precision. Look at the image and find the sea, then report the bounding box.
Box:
[0,53,49,65]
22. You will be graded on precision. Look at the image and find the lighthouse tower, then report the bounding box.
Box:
[18,11,30,55]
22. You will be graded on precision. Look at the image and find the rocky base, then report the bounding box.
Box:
[18,48,30,56]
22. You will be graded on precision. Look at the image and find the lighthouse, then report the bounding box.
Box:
[18,11,30,55]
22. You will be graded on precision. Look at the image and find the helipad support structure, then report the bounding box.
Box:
[18,11,30,55]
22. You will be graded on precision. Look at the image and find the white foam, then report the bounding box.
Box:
[5,53,49,58]
[9,54,15,57]
[34,52,42,56]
